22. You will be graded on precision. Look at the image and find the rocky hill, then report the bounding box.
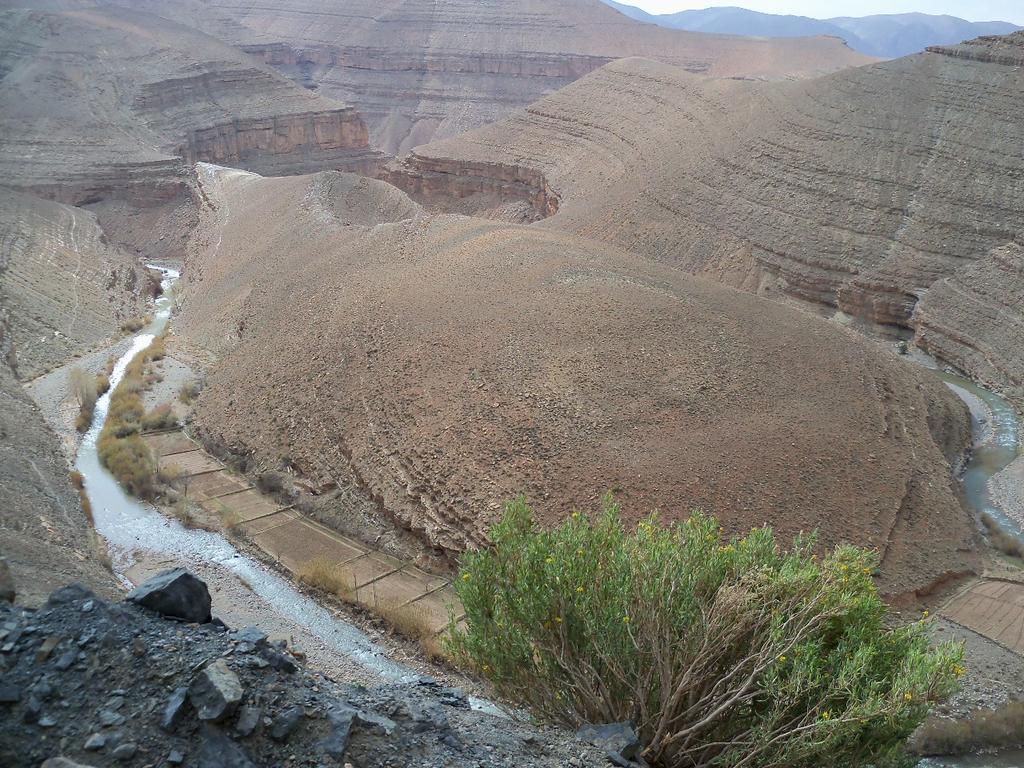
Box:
[0,5,378,208]
[0,574,615,767]
[390,35,1024,395]
[77,0,872,155]
[176,166,976,599]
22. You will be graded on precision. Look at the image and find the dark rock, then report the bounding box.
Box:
[168,750,185,765]
[259,647,297,673]
[577,722,642,763]
[269,705,303,742]
[0,558,15,603]
[234,704,262,737]
[47,584,94,607]
[127,569,212,623]
[84,733,106,751]
[354,708,397,736]
[54,650,78,670]
[438,687,469,709]
[0,683,20,703]
[41,759,96,768]
[39,713,57,727]
[320,705,355,758]
[111,742,138,761]
[161,686,189,732]
[396,698,449,733]
[23,695,42,723]
[197,725,256,768]
[231,626,267,648]
[189,659,243,722]
[98,708,126,727]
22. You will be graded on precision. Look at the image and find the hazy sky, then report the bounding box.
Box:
[628,1,1024,24]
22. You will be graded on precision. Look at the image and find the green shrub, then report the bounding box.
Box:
[449,497,964,768]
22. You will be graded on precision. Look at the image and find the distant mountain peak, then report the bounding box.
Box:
[602,2,1022,58]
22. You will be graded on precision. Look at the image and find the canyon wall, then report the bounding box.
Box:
[396,38,1024,383]
[0,6,380,207]
[913,243,1024,405]
[104,0,872,155]
[177,167,977,598]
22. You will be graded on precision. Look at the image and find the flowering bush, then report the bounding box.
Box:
[449,496,963,768]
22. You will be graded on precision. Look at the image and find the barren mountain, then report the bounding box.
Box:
[390,35,1024,393]
[82,0,872,155]
[0,192,147,379]
[177,166,975,598]
[0,5,378,208]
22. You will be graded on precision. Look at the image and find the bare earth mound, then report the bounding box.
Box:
[179,167,976,597]
[96,0,872,154]
[392,36,1024,385]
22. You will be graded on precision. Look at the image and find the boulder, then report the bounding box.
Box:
[197,726,255,768]
[47,583,94,606]
[577,722,642,765]
[320,705,356,758]
[189,659,243,722]
[127,569,212,623]
[41,760,96,768]
[269,705,303,742]
[161,686,189,732]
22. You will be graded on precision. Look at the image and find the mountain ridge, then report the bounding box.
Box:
[603,2,1021,57]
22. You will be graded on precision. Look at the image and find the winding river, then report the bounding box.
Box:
[74,267,414,682]
[72,270,1024,757]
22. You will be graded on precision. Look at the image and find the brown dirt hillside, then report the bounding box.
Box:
[391,38,1024,384]
[69,0,872,155]
[178,167,976,597]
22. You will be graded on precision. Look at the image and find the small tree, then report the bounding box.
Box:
[449,497,964,768]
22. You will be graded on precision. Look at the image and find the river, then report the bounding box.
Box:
[73,267,413,682]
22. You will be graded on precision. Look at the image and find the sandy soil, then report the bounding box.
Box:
[930,616,1024,717]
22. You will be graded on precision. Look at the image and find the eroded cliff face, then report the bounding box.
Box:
[0,6,379,207]
[914,243,1024,405]
[0,191,146,378]
[177,167,977,598]
[382,155,559,222]
[113,0,872,155]
[397,42,1024,351]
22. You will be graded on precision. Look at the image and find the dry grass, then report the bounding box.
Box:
[179,380,202,404]
[913,700,1024,755]
[157,463,184,486]
[70,366,105,432]
[981,513,1024,559]
[97,345,161,497]
[296,556,357,602]
[120,317,145,333]
[142,402,178,432]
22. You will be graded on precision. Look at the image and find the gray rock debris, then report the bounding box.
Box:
[0,558,15,603]
[190,659,243,722]
[577,721,645,767]
[127,568,212,623]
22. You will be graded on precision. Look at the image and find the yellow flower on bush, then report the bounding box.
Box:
[577,586,584,594]
[622,615,630,624]
[462,573,471,581]
[821,710,831,721]
[545,557,554,564]
[903,692,913,702]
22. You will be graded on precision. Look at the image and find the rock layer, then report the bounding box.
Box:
[114,0,871,154]
[913,243,1024,406]
[178,167,976,596]
[0,5,379,206]
[394,41,1024,375]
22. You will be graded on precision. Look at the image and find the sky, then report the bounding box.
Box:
[627,1,1024,24]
